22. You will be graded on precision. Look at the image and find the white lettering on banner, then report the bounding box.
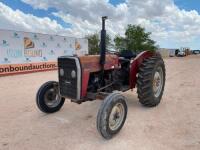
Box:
[24,49,42,57]
[6,49,23,58]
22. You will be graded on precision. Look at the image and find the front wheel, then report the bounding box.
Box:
[137,55,166,107]
[97,92,128,139]
[36,81,65,113]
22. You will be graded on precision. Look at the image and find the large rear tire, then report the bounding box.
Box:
[36,81,65,113]
[97,92,128,139]
[137,55,166,107]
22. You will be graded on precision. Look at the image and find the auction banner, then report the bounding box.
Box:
[0,29,88,76]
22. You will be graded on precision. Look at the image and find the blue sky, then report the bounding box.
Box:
[4,0,200,21]
[2,0,199,14]
[0,0,72,28]
[0,0,127,28]
[174,0,200,13]
[109,0,126,6]
[0,0,200,49]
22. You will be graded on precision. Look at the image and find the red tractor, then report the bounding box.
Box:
[36,16,166,139]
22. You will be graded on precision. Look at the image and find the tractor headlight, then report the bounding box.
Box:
[71,70,76,78]
[60,68,64,76]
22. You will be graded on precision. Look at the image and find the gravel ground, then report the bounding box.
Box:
[0,55,200,150]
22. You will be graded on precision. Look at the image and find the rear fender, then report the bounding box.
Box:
[129,51,155,89]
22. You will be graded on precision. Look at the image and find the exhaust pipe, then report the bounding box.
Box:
[99,16,108,67]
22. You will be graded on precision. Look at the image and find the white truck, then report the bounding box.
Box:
[177,47,190,57]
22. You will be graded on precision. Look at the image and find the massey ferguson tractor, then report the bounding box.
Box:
[36,16,166,139]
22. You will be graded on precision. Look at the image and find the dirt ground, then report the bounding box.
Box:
[0,55,200,150]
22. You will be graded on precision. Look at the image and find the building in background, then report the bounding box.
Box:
[157,48,177,57]
[157,47,191,57]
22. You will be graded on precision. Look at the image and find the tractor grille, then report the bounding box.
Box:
[58,57,81,99]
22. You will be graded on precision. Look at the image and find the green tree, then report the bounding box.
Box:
[86,33,99,55]
[114,35,126,51]
[114,25,158,52]
[86,33,112,55]
[106,34,112,47]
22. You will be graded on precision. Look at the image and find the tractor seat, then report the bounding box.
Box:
[119,57,130,62]
[119,50,136,59]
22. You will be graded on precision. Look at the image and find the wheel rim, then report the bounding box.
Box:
[153,67,163,98]
[109,103,125,131]
[44,88,61,108]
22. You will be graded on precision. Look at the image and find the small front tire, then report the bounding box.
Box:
[36,81,65,113]
[97,92,128,139]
